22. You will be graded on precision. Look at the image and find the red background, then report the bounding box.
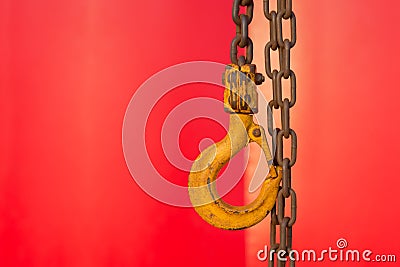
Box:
[1,1,399,267]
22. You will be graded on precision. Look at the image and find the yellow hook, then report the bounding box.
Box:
[188,64,282,230]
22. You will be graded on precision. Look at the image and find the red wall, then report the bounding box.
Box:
[247,1,400,266]
[1,1,400,267]
[1,0,245,266]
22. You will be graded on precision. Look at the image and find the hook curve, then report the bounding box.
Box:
[188,113,281,230]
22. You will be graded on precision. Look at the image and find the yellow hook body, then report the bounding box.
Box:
[188,64,281,230]
[188,113,282,230]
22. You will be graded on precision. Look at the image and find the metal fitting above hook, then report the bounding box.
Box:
[223,64,264,114]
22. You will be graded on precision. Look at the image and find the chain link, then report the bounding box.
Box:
[229,0,298,265]
[231,0,254,65]
[264,0,297,266]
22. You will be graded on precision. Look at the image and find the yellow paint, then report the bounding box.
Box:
[188,113,282,230]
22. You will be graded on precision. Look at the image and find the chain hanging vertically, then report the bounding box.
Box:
[231,0,254,66]
[264,0,297,266]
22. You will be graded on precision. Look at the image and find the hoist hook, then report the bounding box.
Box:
[188,64,282,230]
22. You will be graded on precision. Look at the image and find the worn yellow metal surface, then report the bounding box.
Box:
[223,64,258,114]
[188,113,282,230]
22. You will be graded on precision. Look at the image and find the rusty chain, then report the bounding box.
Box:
[230,0,298,266]
[264,0,297,266]
[231,0,254,65]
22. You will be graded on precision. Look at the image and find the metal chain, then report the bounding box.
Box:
[264,0,297,266]
[229,0,298,265]
[231,0,254,66]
